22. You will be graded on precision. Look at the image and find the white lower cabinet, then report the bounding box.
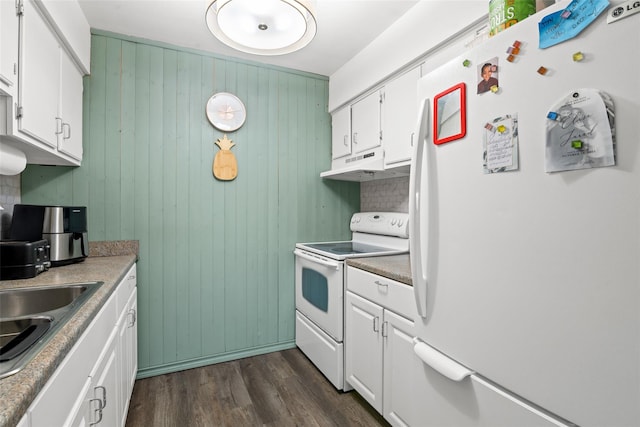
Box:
[345,266,417,423]
[117,286,138,427]
[21,264,137,427]
[345,291,384,411]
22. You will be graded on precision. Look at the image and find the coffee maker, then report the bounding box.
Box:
[10,204,88,266]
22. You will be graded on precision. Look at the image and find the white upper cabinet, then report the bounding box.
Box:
[383,66,421,167]
[331,105,351,160]
[57,49,84,160]
[0,0,19,95]
[19,0,61,149]
[351,90,382,154]
[0,0,89,166]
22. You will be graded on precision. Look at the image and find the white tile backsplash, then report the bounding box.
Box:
[0,174,20,238]
[361,176,409,213]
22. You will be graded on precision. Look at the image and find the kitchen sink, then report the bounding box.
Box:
[0,282,103,378]
[0,317,52,362]
[0,284,93,318]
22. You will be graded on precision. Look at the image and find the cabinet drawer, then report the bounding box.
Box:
[116,264,137,315]
[347,266,416,320]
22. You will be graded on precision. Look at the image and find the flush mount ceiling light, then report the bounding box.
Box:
[206,0,317,56]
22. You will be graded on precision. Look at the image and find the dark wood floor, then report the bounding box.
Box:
[125,348,390,427]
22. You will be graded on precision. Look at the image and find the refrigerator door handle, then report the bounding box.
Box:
[413,338,474,382]
[409,98,430,317]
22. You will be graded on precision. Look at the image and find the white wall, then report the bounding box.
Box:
[328,1,487,112]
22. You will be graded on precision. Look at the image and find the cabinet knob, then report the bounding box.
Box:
[89,397,104,426]
[55,117,63,135]
[62,122,71,139]
[375,280,389,289]
[128,308,137,327]
[373,316,380,332]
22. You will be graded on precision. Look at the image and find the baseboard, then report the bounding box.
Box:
[135,340,296,379]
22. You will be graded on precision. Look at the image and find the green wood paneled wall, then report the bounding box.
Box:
[21,34,359,377]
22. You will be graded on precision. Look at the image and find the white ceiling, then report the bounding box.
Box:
[77,0,420,77]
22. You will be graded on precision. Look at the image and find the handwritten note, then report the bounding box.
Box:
[545,89,615,173]
[539,0,609,49]
[483,115,519,174]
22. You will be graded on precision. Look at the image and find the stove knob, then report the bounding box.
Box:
[391,219,397,225]
[398,219,404,227]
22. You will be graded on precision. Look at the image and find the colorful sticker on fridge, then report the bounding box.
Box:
[477,58,499,95]
[545,89,615,172]
[538,0,610,49]
[483,114,519,174]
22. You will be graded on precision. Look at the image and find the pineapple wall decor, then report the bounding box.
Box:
[213,135,238,180]
[205,92,247,181]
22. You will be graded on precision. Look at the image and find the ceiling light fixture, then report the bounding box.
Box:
[206,0,317,56]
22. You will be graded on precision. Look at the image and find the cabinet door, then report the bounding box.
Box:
[66,377,92,427]
[57,50,83,160]
[345,291,384,413]
[383,67,421,166]
[118,288,137,427]
[89,332,119,427]
[331,106,351,159]
[0,0,19,93]
[351,90,381,154]
[19,0,59,148]
[383,309,418,427]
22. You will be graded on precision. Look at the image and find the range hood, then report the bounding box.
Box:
[320,147,410,182]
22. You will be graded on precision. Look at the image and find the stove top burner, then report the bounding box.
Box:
[303,241,394,256]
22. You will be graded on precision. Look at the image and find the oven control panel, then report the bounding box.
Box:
[350,212,409,238]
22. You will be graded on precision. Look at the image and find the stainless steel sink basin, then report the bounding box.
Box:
[0,317,52,362]
[0,284,92,318]
[0,282,103,378]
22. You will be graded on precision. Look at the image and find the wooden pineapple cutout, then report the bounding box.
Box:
[213,134,238,180]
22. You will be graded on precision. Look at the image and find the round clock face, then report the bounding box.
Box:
[206,92,246,132]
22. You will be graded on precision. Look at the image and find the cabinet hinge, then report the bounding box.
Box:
[16,105,23,119]
[379,92,384,104]
[16,0,24,16]
[13,63,17,76]
[379,130,383,141]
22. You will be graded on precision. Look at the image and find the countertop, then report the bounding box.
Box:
[346,254,412,286]
[0,241,138,427]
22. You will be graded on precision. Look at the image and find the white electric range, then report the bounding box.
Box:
[293,212,409,390]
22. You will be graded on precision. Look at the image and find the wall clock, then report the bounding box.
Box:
[206,92,246,132]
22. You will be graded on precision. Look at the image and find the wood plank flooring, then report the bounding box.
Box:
[125,348,390,427]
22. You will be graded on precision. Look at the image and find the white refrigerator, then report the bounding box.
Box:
[409,2,639,426]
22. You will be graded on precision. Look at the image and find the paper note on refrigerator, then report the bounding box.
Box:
[483,115,519,174]
[545,88,615,172]
[538,0,610,48]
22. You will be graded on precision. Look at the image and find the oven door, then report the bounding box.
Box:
[294,249,344,342]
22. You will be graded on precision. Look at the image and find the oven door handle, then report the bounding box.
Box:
[293,249,341,270]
